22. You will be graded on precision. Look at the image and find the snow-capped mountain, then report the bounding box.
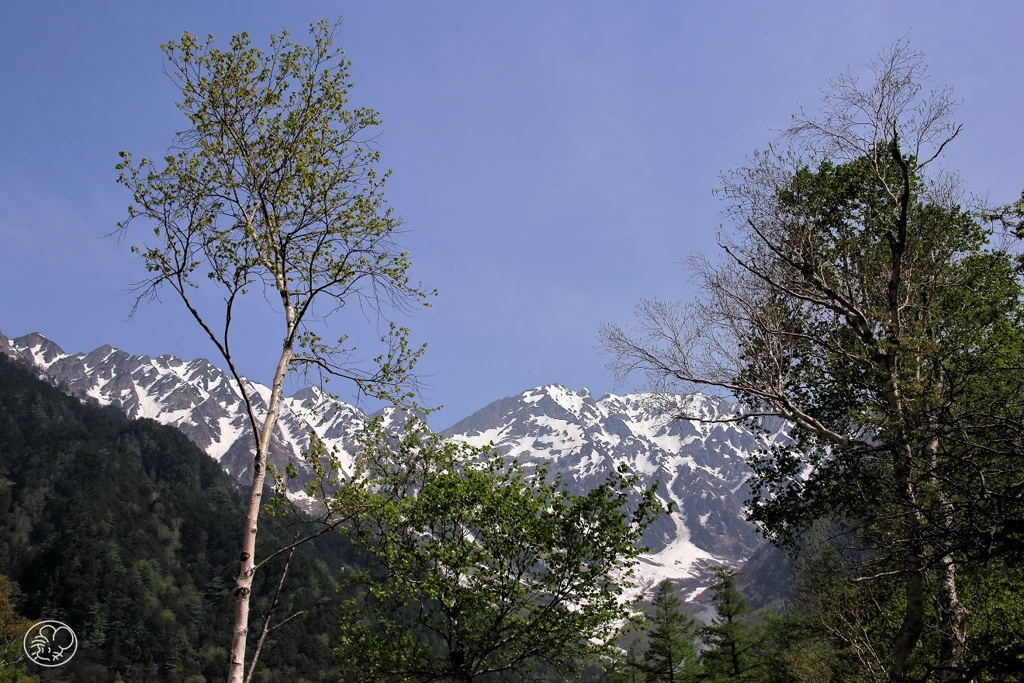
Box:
[0,331,367,488]
[442,385,786,589]
[1,330,786,591]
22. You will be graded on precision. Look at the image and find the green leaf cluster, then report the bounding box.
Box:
[336,418,664,682]
[115,17,432,403]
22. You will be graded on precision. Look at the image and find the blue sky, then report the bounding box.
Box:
[2,1,1022,427]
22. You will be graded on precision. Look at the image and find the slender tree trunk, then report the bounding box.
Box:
[936,555,968,683]
[889,444,926,683]
[226,340,294,683]
[920,433,970,682]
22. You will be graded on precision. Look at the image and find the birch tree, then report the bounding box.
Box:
[601,40,1024,682]
[115,19,432,682]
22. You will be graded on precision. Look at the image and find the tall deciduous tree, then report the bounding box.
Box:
[600,40,1024,681]
[116,19,431,682]
[336,418,663,683]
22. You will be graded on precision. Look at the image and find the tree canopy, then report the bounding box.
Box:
[336,418,664,682]
[601,40,1024,681]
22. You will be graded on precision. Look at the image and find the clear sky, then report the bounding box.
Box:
[2,1,1022,428]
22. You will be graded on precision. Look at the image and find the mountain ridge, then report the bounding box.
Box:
[1,329,785,594]
[441,382,785,590]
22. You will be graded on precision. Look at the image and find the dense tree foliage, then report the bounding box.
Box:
[335,418,663,682]
[0,354,344,682]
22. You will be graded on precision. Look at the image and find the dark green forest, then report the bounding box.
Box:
[0,353,345,682]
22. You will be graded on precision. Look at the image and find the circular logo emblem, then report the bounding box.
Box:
[23,620,78,667]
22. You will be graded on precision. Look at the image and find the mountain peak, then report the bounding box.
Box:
[11,332,68,367]
[522,384,593,415]
[442,383,770,589]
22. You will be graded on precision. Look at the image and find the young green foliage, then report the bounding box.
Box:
[0,576,36,683]
[336,418,664,683]
[115,19,432,683]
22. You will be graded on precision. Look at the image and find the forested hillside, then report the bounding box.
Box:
[0,353,343,682]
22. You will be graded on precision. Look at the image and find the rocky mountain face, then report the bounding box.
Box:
[0,331,366,489]
[1,330,788,594]
[442,385,787,591]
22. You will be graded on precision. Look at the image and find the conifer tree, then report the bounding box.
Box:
[643,580,698,683]
[604,642,645,683]
[698,567,766,682]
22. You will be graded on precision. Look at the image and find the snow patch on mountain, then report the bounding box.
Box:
[442,383,775,588]
[0,331,367,486]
